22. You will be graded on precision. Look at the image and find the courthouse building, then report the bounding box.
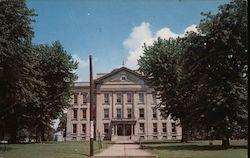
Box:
[66,67,182,141]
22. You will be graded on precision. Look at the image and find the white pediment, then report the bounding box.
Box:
[95,67,145,85]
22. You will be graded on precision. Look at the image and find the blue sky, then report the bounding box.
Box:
[27,0,229,81]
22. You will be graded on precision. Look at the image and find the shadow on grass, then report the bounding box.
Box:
[0,146,16,152]
[146,144,247,151]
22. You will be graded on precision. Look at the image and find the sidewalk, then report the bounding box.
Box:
[93,143,157,158]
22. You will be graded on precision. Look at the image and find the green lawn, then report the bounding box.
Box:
[0,141,111,158]
[143,140,248,158]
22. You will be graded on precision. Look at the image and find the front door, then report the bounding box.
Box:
[125,124,131,135]
[117,124,123,136]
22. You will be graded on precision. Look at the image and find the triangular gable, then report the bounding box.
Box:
[94,67,143,84]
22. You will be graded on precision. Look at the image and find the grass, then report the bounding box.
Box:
[0,141,111,158]
[0,140,247,158]
[143,140,248,158]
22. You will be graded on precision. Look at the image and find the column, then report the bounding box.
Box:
[131,125,133,135]
[112,92,116,118]
[115,125,117,136]
[123,92,126,118]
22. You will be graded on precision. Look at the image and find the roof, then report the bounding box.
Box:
[94,66,143,83]
[74,82,89,87]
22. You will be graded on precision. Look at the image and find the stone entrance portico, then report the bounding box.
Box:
[111,118,136,141]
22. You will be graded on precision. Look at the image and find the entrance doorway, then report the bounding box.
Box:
[116,124,132,136]
[117,124,123,136]
[125,125,131,135]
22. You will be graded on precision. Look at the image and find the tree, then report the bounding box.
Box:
[138,38,190,143]
[138,0,247,148]
[32,42,77,142]
[0,0,78,143]
[181,0,248,148]
[0,0,38,143]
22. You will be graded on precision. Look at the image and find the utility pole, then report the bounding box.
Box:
[89,55,94,156]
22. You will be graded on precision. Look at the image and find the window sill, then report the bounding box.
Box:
[138,103,145,105]
[80,119,87,121]
[103,103,110,105]
[71,119,78,121]
[102,118,110,120]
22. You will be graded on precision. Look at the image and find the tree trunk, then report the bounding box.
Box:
[9,117,18,144]
[222,137,230,149]
[181,124,188,143]
[41,126,46,141]
[36,128,42,143]
[10,126,17,143]
[0,124,4,140]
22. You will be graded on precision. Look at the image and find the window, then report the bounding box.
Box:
[73,109,77,119]
[127,108,132,119]
[72,137,76,140]
[138,93,144,104]
[153,123,158,133]
[171,123,176,133]
[104,109,109,119]
[162,123,167,133]
[153,136,158,139]
[163,135,167,139]
[120,75,127,81]
[82,109,86,119]
[83,93,87,105]
[104,123,109,134]
[151,94,157,104]
[152,108,157,119]
[73,124,77,134]
[139,108,144,119]
[104,93,109,104]
[116,93,122,104]
[140,136,144,140]
[172,135,177,139]
[127,93,132,104]
[82,124,86,134]
[139,123,144,133]
[74,94,78,104]
[117,109,122,119]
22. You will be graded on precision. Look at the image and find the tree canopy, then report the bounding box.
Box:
[138,0,248,148]
[0,0,78,143]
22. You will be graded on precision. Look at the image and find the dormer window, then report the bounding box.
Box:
[120,74,127,81]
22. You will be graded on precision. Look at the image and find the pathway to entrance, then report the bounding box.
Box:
[93,143,157,158]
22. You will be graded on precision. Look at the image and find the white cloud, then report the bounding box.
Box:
[72,54,89,81]
[184,24,198,34]
[123,22,198,70]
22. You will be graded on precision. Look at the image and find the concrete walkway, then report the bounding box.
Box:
[93,143,157,158]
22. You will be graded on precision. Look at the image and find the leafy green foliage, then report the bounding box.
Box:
[0,0,78,142]
[0,0,38,143]
[182,0,247,147]
[138,0,248,147]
